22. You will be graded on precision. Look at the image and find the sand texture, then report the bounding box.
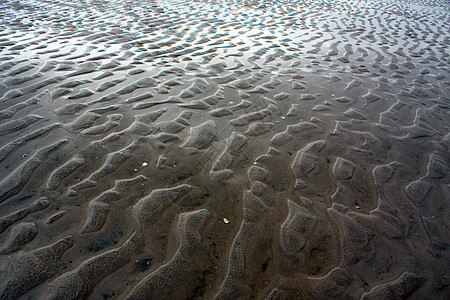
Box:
[0,0,449,298]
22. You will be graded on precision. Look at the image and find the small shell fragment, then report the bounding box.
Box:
[223,218,230,224]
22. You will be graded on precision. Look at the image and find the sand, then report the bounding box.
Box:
[0,0,449,298]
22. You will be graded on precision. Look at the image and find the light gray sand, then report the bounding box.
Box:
[0,0,449,298]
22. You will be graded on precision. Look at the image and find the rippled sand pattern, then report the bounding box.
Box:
[0,0,449,298]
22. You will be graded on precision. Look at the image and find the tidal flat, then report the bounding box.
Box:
[0,0,449,298]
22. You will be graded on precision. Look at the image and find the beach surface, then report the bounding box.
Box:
[0,0,449,298]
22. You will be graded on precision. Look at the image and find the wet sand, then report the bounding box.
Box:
[0,0,449,298]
